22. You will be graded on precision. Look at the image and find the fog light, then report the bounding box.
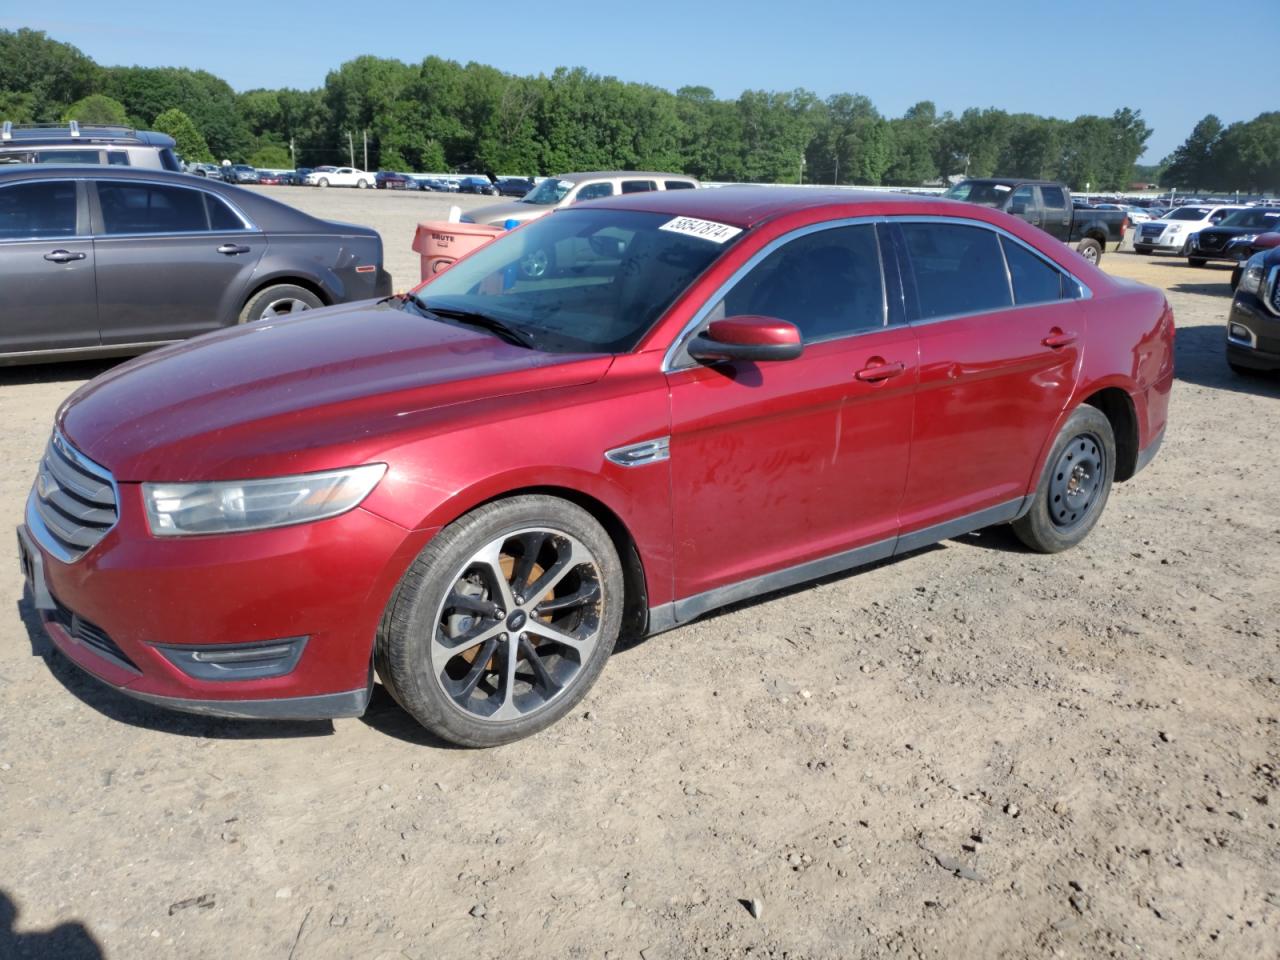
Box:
[1228,323,1253,346]
[155,637,308,681]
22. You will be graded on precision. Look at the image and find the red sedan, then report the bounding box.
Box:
[18,188,1174,746]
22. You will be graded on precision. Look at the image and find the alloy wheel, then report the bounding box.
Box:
[519,248,550,279]
[430,527,603,723]
[258,298,314,320]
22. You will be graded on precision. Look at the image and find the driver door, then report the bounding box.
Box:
[665,222,918,609]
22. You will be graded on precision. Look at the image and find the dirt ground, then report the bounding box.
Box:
[1,189,1277,960]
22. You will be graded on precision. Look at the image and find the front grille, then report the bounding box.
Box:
[1140,224,1163,240]
[31,431,118,561]
[1199,233,1225,251]
[50,594,138,671]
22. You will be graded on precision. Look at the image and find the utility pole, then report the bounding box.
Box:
[347,130,355,168]
[833,154,839,186]
[289,136,295,168]
[362,129,368,172]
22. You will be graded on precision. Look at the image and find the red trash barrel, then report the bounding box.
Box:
[412,221,505,281]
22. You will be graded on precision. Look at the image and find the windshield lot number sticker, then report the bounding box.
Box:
[660,216,742,244]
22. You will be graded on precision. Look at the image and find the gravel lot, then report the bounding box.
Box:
[1,187,1277,960]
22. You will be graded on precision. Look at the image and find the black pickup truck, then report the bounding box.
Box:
[943,178,1129,265]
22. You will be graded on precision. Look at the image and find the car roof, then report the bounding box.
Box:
[554,170,699,183]
[0,164,348,233]
[0,124,175,148]
[580,185,943,229]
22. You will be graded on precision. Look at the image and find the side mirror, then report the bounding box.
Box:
[687,315,803,363]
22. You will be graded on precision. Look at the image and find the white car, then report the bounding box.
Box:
[1133,204,1244,255]
[305,166,373,189]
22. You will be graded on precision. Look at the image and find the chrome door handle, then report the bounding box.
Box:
[44,249,86,263]
[217,243,251,255]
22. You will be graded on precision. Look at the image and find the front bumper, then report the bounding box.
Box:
[1226,296,1280,371]
[1133,232,1186,252]
[19,488,432,721]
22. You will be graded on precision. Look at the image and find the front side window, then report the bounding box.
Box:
[415,208,737,354]
[97,182,210,234]
[716,224,885,343]
[942,181,1012,207]
[900,222,1013,319]
[1008,185,1035,215]
[0,181,78,239]
[1001,237,1068,305]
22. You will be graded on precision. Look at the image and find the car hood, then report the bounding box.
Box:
[466,199,552,226]
[58,299,611,482]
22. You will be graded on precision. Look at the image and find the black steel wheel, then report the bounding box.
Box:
[1012,405,1115,553]
[376,495,623,747]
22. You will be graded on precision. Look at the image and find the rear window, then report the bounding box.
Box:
[900,222,1012,319]
[621,180,657,194]
[664,180,696,190]
[0,181,78,238]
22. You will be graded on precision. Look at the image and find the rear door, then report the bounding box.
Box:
[0,178,99,354]
[1038,185,1072,242]
[90,179,265,343]
[666,220,918,603]
[892,219,1083,540]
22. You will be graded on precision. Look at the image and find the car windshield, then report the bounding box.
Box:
[1166,207,1211,221]
[1221,209,1280,229]
[520,178,574,206]
[942,181,1013,207]
[414,208,740,354]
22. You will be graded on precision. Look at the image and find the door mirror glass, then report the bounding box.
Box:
[687,316,803,363]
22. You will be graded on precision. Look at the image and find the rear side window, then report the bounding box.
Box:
[205,194,246,231]
[664,180,696,190]
[575,182,614,202]
[621,180,657,194]
[1040,186,1067,210]
[1001,237,1067,305]
[0,181,78,238]
[721,223,885,342]
[36,149,102,165]
[97,182,209,234]
[107,151,129,166]
[900,222,1013,319]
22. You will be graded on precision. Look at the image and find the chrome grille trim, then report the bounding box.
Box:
[28,430,119,563]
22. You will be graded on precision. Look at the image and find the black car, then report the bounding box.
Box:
[1189,207,1280,268]
[1225,248,1280,375]
[496,177,535,198]
[458,176,498,196]
[0,166,391,364]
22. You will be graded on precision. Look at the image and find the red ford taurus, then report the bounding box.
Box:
[18,188,1174,746]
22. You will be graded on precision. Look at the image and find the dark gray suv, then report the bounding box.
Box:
[0,166,392,365]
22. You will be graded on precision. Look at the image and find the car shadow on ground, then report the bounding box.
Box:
[1174,321,1280,398]
[0,358,122,387]
[0,891,103,960]
[356,685,472,749]
[16,593,336,741]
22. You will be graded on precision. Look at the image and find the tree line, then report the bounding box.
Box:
[2,27,1268,193]
[1161,113,1280,194]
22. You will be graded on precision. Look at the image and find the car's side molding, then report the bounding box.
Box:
[646,496,1029,634]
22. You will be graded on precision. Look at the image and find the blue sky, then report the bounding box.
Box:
[5,0,1273,161]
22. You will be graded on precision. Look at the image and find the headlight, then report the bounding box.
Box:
[143,464,386,536]
[1237,234,1257,244]
[1238,262,1266,296]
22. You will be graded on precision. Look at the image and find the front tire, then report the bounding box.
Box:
[376,495,624,747]
[357,179,368,189]
[1012,405,1115,554]
[1230,267,1242,289]
[316,177,329,188]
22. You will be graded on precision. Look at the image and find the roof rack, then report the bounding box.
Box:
[1,121,140,141]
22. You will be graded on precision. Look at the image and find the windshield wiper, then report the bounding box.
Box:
[407,295,538,349]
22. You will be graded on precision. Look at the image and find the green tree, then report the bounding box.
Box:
[103,66,249,159]
[248,144,291,168]
[62,93,128,125]
[0,29,98,121]
[153,107,213,163]
[1164,114,1222,191]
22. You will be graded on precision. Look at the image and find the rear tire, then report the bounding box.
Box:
[238,283,324,324]
[357,179,368,189]
[316,177,329,188]
[376,495,624,747]
[1076,238,1103,265]
[1012,406,1115,554]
